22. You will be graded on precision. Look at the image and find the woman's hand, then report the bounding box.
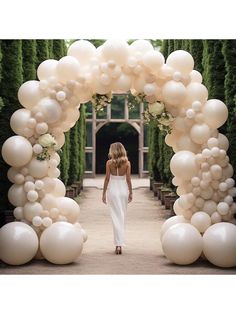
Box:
[128,193,133,203]
[102,194,107,204]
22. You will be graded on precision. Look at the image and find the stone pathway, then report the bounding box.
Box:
[1,178,236,274]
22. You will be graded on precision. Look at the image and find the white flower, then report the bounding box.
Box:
[38,134,57,148]
[148,102,164,115]
[131,89,139,97]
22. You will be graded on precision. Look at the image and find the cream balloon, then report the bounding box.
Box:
[67,40,96,65]
[101,39,129,66]
[190,123,211,145]
[81,228,88,243]
[23,202,43,222]
[166,50,194,75]
[203,222,236,267]
[56,197,80,223]
[8,184,27,207]
[160,215,188,241]
[203,200,217,216]
[203,99,228,129]
[217,133,229,151]
[18,81,44,109]
[2,136,33,167]
[0,222,38,265]
[142,50,164,72]
[162,80,186,106]
[57,56,80,83]
[190,70,202,83]
[10,109,31,136]
[13,207,24,220]
[28,158,48,179]
[112,73,132,93]
[129,39,154,54]
[162,223,202,265]
[40,222,83,264]
[51,179,66,197]
[37,98,62,124]
[185,82,208,105]
[37,59,58,80]
[190,212,211,233]
[176,134,200,153]
[170,151,199,180]
[40,194,58,210]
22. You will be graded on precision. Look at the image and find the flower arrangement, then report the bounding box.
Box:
[36,133,57,161]
[91,92,112,112]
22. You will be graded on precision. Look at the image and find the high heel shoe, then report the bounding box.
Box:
[116,246,122,255]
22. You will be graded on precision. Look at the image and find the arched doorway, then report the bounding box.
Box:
[96,122,139,174]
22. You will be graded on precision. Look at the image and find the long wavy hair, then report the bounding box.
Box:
[108,142,128,168]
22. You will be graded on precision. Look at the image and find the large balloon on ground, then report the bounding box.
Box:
[0,222,38,265]
[162,223,203,265]
[203,222,236,267]
[40,222,83,264]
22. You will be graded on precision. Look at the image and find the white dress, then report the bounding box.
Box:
[107,167,129,246]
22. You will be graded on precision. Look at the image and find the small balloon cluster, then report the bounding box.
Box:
[0,39,235,268]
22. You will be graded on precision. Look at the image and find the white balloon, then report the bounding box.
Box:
[37,59,58,80]
[8,184,27,207]
[191,212,211,233]
[162,223,203,265]
[18,81,44,109]
[203,200,217,216]
[101,39,129,66]
[0,222,38,265]
[67,40,96,64]
[23,202,43,221]
[2,136,33,167]
[129,40,154,54]
[190,70,202,83]
[10,109,31,136]
[160,215,188,241]
[57,56,80,83]
[32,216,42,227]
[37,98,62,124]
[81,228,88,243]
[40,222,83,264]
[27,190,39,202]
[170,151,199,180]
[51,178,66,197]
[142,50,164,71]
[217,202,229,215]
[217,133,229,151]
[28,158,48,179]
[211,211,222,224]
[203,222,236,267]
[166,50,194,75]
[162,80,186,106]
[185,83,208,105]
[56,197,80,223]
[190,123,211,144]
[13,207,24,220]
[203,99,228,129]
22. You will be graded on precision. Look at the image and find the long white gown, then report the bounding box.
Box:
[107,167,129,246]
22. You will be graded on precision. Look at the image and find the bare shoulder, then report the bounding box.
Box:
[127,160,131,167]
[106,160,112,166]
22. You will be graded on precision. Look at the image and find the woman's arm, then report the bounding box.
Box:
[102,161,111,204]
[126,161,133,202]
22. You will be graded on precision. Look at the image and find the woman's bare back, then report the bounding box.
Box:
[108,160,129,176]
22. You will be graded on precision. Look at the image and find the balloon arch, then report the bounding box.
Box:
[0,39,236,267]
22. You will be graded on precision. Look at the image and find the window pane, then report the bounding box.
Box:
[143,152,148,171]
[111,95,125,119]
[86,122,92,147]
[96,106,107,119]
[144,124,149,147]
[84,102,93,119]
[129,103,140,119]
[85,152,93,171]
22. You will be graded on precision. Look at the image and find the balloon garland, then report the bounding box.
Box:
[0,39,236,267]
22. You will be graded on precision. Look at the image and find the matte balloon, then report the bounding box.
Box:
[101,39,129,66]
[57,56,80,83]
[37,59,58,80]
[40,194,58,210]
[160,215,188,241]
[27,190,39,202]
[203,222,236,267]
[190,123,211,144]
[142,50,164,71]
[191,212,211,233]
[185,83,208,105]
[211,212,222,224]
[42,217,53,228]
[51,179,66,197]
[18,81,44,109]
[203,99,228,129]
[10,109,31,136]
[166,50,194,75]
[112,73,132,93]
[42,177,56,193]
[217,202,229,215]
[162,223,202,265]
[56,197,80,223]
[190,70,202,83]
[8,184,27,207]
[32,216,42,227]
[13,207,24,220]
[2,136,33,167]
[81,229,88,243]
[23,202,43,221]
[37,98,62,124]
[28,158,48,179]
[129,39,154,54]
[203,200,217,216]
[40,222,83,264]
[162,80,186,106]
[67,40,96,64]
[176,134,200,153]
[170,151,199,180]
[0,222,38,267]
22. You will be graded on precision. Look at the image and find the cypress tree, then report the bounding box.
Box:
[48,40,54,58]
[182,40,190,52]
[148,122,161,181]
[202,40,226,101]
[59,132,71,186]
[174,40,183,50]
[52,40,66,60]
[22,40,37,81]
[36,40,49,68]
[78,104,86,181]
[0,40,23,224]
[68,122,80,185]
[161,40,169,59]
[168,40,175,55]
[222,40,236,175]
[189,40,203,73]
[0,40,3,114]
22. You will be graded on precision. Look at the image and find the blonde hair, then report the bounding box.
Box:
[108,142,128,167]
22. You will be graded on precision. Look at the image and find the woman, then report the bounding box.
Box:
[102,142,132,255]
